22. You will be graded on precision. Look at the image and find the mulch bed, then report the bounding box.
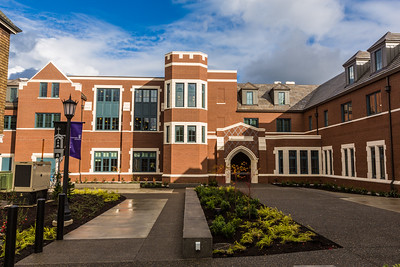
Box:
[200,196,341,257]
[0,193,126,265]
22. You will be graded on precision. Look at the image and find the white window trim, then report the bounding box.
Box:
[366,140,388,180]
[164,79,207,110]
[273,147,321,175]
[89,148,120,174]
[129,148,161,174]
[164,122,208,144]
[130,85,161,132]
[0,153,14,171]
[341,143,356,177]
[92,85,124,132]
[322,146,334,175]
[128,148,162,175]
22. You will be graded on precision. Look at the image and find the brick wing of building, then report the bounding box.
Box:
[2,32,400,192]
[0,10,21,142]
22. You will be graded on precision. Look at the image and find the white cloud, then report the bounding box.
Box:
[5,0,400,84]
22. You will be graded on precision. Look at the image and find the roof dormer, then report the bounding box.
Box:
[269,81,291,105]
[367,32,400,73]
[343,51,370,85]
[239,82,258,105]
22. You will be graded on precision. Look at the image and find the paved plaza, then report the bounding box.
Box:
[16,185,400,267]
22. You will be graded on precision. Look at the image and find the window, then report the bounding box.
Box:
[308,116,312,130]
[348,65,354,84]
[367,91,382,116]
[342,145,355,177]
[51,83,59,98]
[94,151,118,172]
[289,150,297,174]
[244,118,258,127]
[300,150,308,174]
[246,91,253,105]
[188,83,196,107]
[324,110,328,127]
[371,147,376,178]
[133,151,156,172]
[278,150,284,174]
[187,126,196,143]
[350,148,355,177]
[39,83,47,97]
[341,102,352,122]
[344,148,349,176]
[324,150,328,175]
[277,118,291,132]
[311,150,319,174]
[367,141,386,180]
[166,84,170,108]
[278,92,285,105]
[4,115,16,130]
[176,83,184,107]
[202,84,206,108]
[323,147,333,175]
[175,125,184,142]
[379,146,385,179]
[97,88,120,131]
[375,48,382,71]
[202,126,206,143]
[134,89,157,131]
[35,113,60,128]
[1,157,12,171]
[166,126,170,143]
[7,87,18,102]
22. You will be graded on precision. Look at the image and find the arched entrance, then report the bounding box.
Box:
[225,146,258,184]
[230,152,251,183]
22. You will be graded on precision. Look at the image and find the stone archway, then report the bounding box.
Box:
[225,146,258,184]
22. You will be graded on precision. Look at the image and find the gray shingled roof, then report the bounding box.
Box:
[0,10,21,33]
[368,32,400,52]
[304,49,400,110]
[237,83,318,112]
[343,50,370,66]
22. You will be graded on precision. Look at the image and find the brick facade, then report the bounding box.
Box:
[2,33,400,192]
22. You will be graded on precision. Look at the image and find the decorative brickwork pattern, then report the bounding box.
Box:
[223,125,258,158]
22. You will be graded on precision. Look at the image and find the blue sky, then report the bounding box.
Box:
[1,0,400,84]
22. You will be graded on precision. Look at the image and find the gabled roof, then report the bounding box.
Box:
[240,82,258,90]
[367,32,400,52]
[271,83,291,91]
[0,10,21,34]
[343,50,370,67]
[30,62,71,81]
[305,49,400,109]
[7,78,28,86]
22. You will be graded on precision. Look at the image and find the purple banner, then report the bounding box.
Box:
[70,122,83,159]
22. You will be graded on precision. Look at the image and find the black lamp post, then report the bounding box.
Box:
[61,95,78,221]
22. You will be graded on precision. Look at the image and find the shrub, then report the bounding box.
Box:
[72,188,120,202]
[220,200,231,212]
[210,215,226,235]
[221,222,236,238]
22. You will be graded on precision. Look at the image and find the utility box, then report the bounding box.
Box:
[13,161,51,192]
[0,171,13,191]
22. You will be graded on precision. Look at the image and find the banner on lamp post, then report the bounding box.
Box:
[70,122,83,160]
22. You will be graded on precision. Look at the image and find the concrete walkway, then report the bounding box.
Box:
[16,185,400,267]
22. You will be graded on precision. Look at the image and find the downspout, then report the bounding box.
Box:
[385,76,395,191]
[315,107,319,135]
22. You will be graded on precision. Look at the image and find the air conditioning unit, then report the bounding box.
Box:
[13,161,51,193]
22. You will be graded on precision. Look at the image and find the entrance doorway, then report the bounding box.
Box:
[224,146,258,184]
[231,152,251,183]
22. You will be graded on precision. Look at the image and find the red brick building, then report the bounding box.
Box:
[0,11,21,142]
[2,32,400,191]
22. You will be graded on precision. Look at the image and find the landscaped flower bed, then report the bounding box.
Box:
[195,185,340,257]
[0,189,125,264]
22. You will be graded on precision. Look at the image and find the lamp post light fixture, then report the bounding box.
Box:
[61,95,78,222]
